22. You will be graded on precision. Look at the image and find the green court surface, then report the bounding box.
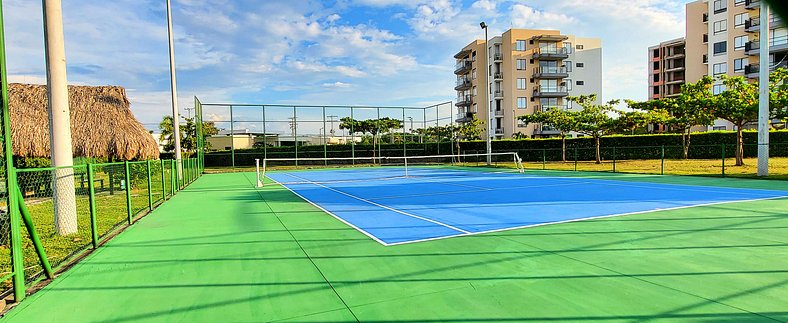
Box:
[3,171,788,322]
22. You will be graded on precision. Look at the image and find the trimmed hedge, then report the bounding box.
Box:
[203,130,788,167]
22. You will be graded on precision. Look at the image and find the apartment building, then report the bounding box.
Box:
[454,29,602,139]
[652,0,786,130]
[648,38,687,100]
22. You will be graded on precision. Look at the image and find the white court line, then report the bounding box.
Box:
[282,173,472,235]
[264,175,391,246]
[384,194,788,246]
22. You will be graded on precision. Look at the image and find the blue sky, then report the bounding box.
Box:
[4,0,692,131]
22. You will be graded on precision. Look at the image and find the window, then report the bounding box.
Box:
[472,86,477,96]
[472,68,477,79]
[653,86,660,95]
[564,60,573,72]
[713,62,727,75]
[734,58,746,72]
[653,61,660,70]
[712,84,726,95]
[565,79,573,91]
[564,42,572,54]
[653,49,660,58]
[516,59,526,70]
[517,97,527,109]
[734,35,748,50]
[576,80,585,85]
[517,78,527,90]
[516,40,526,51]
[734,0,745,5]
[713,20,727,34]
[653,74,660,82]
[576,62,584,68]
[703,34,708,43]
[734,13,748,27]
[713,41,727,55]
[713,125,727,131]
[713,0,726,13]
[576,44,584,50]
[771,27,788,46]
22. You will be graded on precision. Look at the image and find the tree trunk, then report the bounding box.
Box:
[595,136,601,164]
[681,128,689,159]
[736,125,744,166]
[561,135,567,162]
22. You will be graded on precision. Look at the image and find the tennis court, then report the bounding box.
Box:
[267,166,788,245]
[4,164,788,321]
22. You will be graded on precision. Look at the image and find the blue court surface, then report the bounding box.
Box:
[265,167,788,245]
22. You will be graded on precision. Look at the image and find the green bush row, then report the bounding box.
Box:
[202,130,788,166]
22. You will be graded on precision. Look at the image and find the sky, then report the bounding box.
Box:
[3,0,693,133]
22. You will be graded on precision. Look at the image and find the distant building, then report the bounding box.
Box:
[454,28,602,139]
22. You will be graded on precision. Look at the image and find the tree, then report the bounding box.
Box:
[518,107,578,161]
[627,77,716,159]
[570,95,622,164]
[713,75,759,166]
[339,117,402,163]
[159,116,219,155]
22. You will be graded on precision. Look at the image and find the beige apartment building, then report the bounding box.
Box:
[651,0,786,130]
[455,29,602,139]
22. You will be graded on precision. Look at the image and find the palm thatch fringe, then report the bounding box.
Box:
[8,83,159,160]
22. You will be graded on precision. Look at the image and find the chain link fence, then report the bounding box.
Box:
[0,158,201,299]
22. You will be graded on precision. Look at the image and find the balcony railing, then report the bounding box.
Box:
[534,104,568,112]
[493,90,504,98]
[494,128,504,135]
[533,85,568,97]
[454,78,472,90]
[533,47,569,60]
[455,94,472,106]
[493,53,503,61]
[454,61,472,74]
[494,109,504,116]
[533,66,569,79]
[745,61,788,78]
[745,0,760,10]
[493,72,503,80]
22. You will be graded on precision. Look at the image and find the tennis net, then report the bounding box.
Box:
[255,152,524,187]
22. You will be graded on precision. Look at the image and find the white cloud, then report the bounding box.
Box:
[511,4,576,29]
[322,81,352,88]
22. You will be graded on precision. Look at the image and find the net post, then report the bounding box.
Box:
[255,158,264,187]
[404,156,408,177]
[612,146,617,173]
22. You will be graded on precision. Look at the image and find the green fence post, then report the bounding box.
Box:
[146,160,153,211]
[87,164,99,248]
[660,145,665,176]
[542,149,546,170]
[171,160,176,195]
[573,146,578,171]
[124,161,133,223]
[15,184,53,279]
[7,168,25,301]
[160,159,166,200]
[722,143,726,178]
[612,146,617,173]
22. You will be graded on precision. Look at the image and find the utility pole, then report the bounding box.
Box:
[43,0,77,235]
[167,0,182,179]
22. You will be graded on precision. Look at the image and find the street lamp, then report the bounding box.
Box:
[480,21,491,165]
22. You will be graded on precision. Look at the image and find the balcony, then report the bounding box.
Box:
[455,94,472,107]
[493,53,503,61]
[454,78,472,91]
[494,128,504,135]
[533,66,568,79]
[532,47,569,60]
[454,61,472,74]
[534,104,567,112]
[702,13,708,23]
[454,49,471,59]
[493,90,504,98]
[664,64,685,72]
[745,61,788,79]
[745,0,760,10]
[664,77,685,85]
[494,109,504,116]
[455,110,476,123]
[493,72,503,80]
[533,85,568,98]
[745,15,783,33]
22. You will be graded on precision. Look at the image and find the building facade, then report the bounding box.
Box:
[648,38,687,100]
[652,0,786,130]
[455,29,602,139]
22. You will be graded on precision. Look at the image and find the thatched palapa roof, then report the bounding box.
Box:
[8,83,159,160]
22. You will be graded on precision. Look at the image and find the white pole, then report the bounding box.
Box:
[255,159,263,187]
[757,2,770,176]
[166,0,182,180]
[43,0,77,235]
[482,24,492,166]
